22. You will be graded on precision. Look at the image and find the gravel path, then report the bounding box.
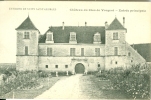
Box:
[35,74,127,99]
[35,74,86,99]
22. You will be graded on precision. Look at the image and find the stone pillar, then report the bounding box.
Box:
[66,71,68,76]
[72,70,75,75]
[85,69,87,75]
[56,71,58,77]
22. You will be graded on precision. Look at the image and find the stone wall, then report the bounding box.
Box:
[39,44,105,57]
[16,56,38,71]
[16,30,39,55]
[105,30,126,56]
[125,42,146,66]
[38,57,105,72]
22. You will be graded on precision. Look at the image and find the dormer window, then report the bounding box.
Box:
[113,32,118,40]
[69,32,77,44]
[46,31,54,43]
[93,32,101,44]
[24,32,30,39]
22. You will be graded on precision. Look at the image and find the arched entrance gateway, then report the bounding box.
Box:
[75,63,85,74]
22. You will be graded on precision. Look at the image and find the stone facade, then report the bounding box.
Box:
[15,16,146,73]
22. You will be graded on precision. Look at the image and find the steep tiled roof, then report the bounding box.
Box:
[131,43,151,62]
[39,26,105,44]
[106,18,126,30]
[16,16,38,30]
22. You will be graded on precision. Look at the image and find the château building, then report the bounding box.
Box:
[16,16,146,73]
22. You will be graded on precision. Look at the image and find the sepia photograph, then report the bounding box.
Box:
[0,1,150,99]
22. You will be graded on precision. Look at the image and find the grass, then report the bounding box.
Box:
[0,76,67,99]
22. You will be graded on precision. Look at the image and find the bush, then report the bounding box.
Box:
[0,71,39,96]
[104,65,150,99]
[94,65,150,99]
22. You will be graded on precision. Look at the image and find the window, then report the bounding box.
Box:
[47,48,52,56]
[24,32,30,39]
[114,47,118,55]
[115,61,118,64]
[65,65,68,68]
[45,65,48,68]
[98,64,100,67]
[70,32,76,41]
[55,65,58,68]
[113,32,118,40]
[25,46,28,55]
[81,48,84,56]
[94,33,101,42]
[70,35,76,41]
[128,52,131,56]
[70,48,75,56]
[47,34,52,41]
[95,48,100,56]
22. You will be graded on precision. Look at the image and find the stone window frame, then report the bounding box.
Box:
[94,32,101,42]
[47,47,52,56]
[45,65,48,68]
[65,65,68,68]
[114,47,118,56]
[70,32,76,41]
[98,64,100,67]
[81,48,84,56]
[115,61,118,64]
[128,52,131,56]
[70,48,75,56]
[25,46,28,55]
[46,32,53,41]
[95,48,100,56]
[55,65,58,68]
[113,32,119,40]
[24,32,30,39]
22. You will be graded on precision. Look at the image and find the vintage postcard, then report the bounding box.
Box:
[0,1,150,99]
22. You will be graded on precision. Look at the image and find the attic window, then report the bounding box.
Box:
[70,32,76,41]
[113,32,118,40]
[47,32,53,41]
[46,31,54,43]
[24,32,30,39]
[93,32,101,44]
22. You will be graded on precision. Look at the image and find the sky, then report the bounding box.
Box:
[0,1,151,63]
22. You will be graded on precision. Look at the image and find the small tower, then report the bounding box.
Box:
[105,17,127,68]
[16,16,39,71]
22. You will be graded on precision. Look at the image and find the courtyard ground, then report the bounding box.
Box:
[35,74,129,99]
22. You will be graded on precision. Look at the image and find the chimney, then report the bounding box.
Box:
[85,22,87,26]
[123,17,125,27]
[62,22,64,30]
[105,21,108,29]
